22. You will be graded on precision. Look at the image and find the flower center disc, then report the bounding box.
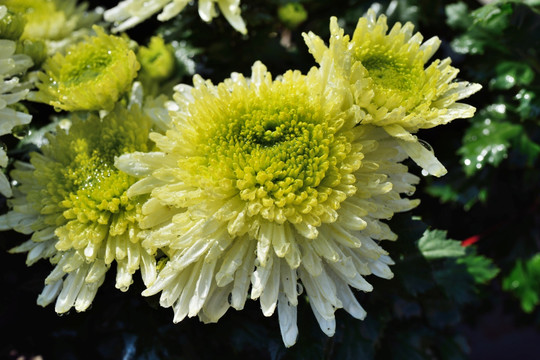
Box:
[185,74,354,226]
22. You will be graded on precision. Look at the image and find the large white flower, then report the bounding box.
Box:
[117,60,420,346]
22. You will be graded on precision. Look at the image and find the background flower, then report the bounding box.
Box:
[0,5,33,197]
[31,26,140,112]
[0,104,157,313]
[104,0,247,34]
[303,9,481,177]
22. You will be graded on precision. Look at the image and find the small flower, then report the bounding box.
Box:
[104,0,247,35]
[303,10,481,176]
[31,26,140,112]
[0,0,89,42]
[117,61,419,346]
[138,36,175,82]
[0,6,25,41]
[0,104,157,313]
[0,5,33,197]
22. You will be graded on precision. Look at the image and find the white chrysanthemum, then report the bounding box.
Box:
[0,104,159,314]
[303,10,481,176]
[0,6,33,198]
[104,0,246,34]
[117,60,420,346]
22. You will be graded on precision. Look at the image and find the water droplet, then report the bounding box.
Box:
[464,159,471,166]
[421,169,429,177]
[57,310,71,317]
[11,124,30,139]
[418,139,433,153]
[59,119,71,131]
[296,283,304,295]
[493,104,506,114]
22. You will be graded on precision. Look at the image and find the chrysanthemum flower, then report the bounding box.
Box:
[104,0,247,35]
[0,6,33,197]
[0,0,89,42]
[0,104,157,313]
[303,10,481,176]
[31,26,140,112]
[116,60,420,346]
[138,36,175,82]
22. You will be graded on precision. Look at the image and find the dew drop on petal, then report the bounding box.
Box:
[11,124,30,139]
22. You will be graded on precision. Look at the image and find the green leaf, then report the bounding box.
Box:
[457,250,500,284]
[490,61,535,90]
[445,2,472,30]
[425,183,459,204]
[515,131,540,165]
[433,261,476,305]
[458,107,522,176]
[450,34,488,55]
[470,2,513,33]
[522,0,540,6]
[503,254,540,313]
[516,89,540,119]
[418,230,466,260]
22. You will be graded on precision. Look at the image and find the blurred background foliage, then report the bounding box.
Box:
[2,0,540,359]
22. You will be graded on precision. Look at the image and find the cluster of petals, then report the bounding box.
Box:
[104,0,247,34]
[117,58,421,346]
[0,5,482,348]
[0,5,33,197]
[0,104,158,313]
[303,9,481,176]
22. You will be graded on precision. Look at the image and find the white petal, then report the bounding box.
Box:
[260,256,280,316]
[397,139,447,177]
[278,293,298,347]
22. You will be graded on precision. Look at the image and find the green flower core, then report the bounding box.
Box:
[174,69,358,227]
[355,45,424,102]
[210,101,335,204]
[61,49,113,86]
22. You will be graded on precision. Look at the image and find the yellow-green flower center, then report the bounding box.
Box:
[356,46,424,97]
[211,103,332,201]
[61,49,113,86]
[60,141,136,225]
[184,73,355,225]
